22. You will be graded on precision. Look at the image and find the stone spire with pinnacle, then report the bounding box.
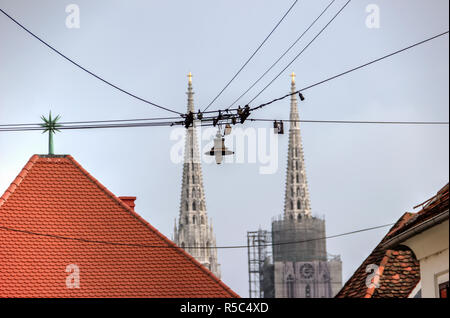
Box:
[174,73,221,278]
[283,72,312,221]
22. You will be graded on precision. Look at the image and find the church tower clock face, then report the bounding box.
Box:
[300,263,315,279]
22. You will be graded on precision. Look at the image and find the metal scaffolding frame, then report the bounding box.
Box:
[247,229,271,298]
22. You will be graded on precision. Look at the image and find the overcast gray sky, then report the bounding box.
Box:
[0,0,448,297]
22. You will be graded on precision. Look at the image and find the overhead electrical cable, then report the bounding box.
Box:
[0,8,182,115]
[247,0,352,105]
[0,117,447,133]
[227,0,336,109]
[0,121,181,132]
[250,118,450,125]
[202,0,300,112]
[0,116,182,128]
[250,30,450,111]
[0,222,394,250]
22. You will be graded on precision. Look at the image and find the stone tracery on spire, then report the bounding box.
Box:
[174,73,221,278]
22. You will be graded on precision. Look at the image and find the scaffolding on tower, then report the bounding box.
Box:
[247,229,272,298]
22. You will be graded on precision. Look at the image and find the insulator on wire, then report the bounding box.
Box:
[239,105,251,124]
[213,110,223,127]
[279,121,284,134]
[299,92,305,101]
[231,116,237,125]
[224,123,232,135]
[273,120,284,134]
[197,110,203,120]
[184,111,194,128]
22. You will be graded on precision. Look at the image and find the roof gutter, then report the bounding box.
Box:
[381,209,449,250]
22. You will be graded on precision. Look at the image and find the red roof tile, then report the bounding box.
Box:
[0,155,238,298]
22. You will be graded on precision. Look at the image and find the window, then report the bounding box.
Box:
[185,216,189,224]
[297,187,300,196]
[296,174,299,183]
[290,201,294,210]
[297,214,302,222]
[201,216,205,224]
[297,200,301,209]
[439,282,449,298]
[193,215,196,224]
[286,275,295,298]
[193,201,196,211]
[305,284,311,298]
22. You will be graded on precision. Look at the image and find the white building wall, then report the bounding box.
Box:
[403,219,449,298]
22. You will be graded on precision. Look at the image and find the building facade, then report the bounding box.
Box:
[174,73,221,278]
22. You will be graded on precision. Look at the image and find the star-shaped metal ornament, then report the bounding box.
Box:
[40,111,62,155]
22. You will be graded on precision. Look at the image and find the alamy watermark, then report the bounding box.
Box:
[65,264,80,288]
[365,264,380,288]
[365,4,380,29]
[65,4,80,29]
[169,125,279,174]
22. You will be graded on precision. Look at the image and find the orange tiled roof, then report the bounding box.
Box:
[336,183,449,298]
[335,213,420,298]
[0,155,238,298]
[386,183,449,241]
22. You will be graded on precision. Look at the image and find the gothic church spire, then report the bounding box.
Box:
[283,72,312,220]
[174,73,221,278]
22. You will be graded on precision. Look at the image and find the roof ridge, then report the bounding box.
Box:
[385,212,415,238]
[64,155,238,298]
[0,154,39,208]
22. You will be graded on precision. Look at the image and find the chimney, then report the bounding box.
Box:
[119,196,136,211]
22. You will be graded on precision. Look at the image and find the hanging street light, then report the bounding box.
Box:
[205,129,234,164]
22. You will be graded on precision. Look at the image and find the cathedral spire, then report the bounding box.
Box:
[187,72,194,113]
[174,73,221,278]
[283,72,312,220]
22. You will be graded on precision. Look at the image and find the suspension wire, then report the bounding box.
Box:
[250,118,450,125]
[202,0,300,112]
[0,222,394,250]
[0,8,182,115]
[247,0,352,105]
[250,30,450,112]
[227,0,336,110]
[1,115,448,133]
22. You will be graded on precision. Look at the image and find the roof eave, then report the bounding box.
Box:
[381,209,449,250]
